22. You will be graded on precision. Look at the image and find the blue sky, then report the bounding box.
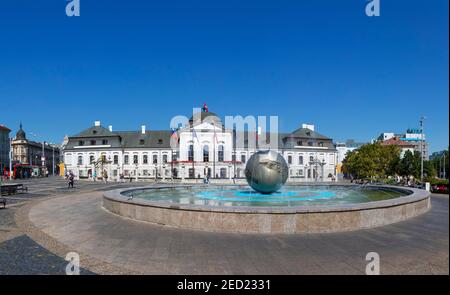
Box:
[0,0,448,152]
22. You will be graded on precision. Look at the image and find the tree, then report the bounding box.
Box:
[342,142,401,179]
[399,150,421,178]
[423,160,436,179]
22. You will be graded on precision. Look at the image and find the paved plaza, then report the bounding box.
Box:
[0,177,448,275]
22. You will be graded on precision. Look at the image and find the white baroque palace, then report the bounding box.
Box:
[63,110,337,182]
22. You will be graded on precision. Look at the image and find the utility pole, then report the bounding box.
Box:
[444,153,446,179]
[52,145,55,176]
[420,116,425,182]
[9,137,12,180]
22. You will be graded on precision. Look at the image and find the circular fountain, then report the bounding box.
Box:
[103,152,431,234]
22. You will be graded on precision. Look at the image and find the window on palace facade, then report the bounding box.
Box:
[101,155,106,162]
[299,156,304,165]
[143,155,148,164]
[133,155,138,164]
[163,154,168,163]
[220,168,227,178]
[299,169,304,176]
[297,141,302,146]
[308,141,313,146]
[90,140,96,145]
[139,139,145,145]
[77,155,83,165]
[318,142,324,147]
[288,155,292,164]
[241,154,246,163]
[188,145,194,161]
[309,156,314,162]
[153,154,158,164]
[89,155,95,164]
[113,155,118,165]
[102,140,108,145]
[78,140,84,146]
[203,145,209,162]
[218,145,224,162]
[158,139,163,144]
[124,155,129,164]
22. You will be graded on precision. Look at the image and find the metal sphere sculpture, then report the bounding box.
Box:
[245,150,289,194]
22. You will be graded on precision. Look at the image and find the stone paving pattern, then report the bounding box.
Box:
[0,177,448,274]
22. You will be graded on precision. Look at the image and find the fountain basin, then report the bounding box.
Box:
[102,184,431,234]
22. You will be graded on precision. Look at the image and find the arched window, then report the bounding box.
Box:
[113,155,118,165]
[124,155,129,164]
[188,145,194,161]
[133,155,138,164]
[152,154,158,164]
[287,155,292,164]
[163,154,168,163]
[218,145,224,162]
[299,156,303,165]
[309,156,314,163]
[89,155,95,164]
[77,155,83,165]
[203,145,209,162]
[143,155,148,164]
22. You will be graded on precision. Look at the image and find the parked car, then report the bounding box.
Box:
[432,184,448,194]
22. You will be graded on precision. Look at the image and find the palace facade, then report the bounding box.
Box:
[63,111,338,182]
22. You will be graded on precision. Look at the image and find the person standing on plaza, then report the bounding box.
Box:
[68,172,74,189]
[93,170,97,182]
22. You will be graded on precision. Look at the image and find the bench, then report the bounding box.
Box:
[16,184,28,193]
[0,183,28,196]
[0,197,5,209]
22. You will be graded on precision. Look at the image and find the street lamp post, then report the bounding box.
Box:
[52,145,55,176]
[135,163,138,182]
[9,137,13,180]
[181,163,185,181]
[162,164,166,181]
[420,116,425,182]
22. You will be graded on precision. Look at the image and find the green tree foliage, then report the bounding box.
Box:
[343,143,442,181]
[399,150,421,178]
[430,148,449,179]
[342,143,401,179]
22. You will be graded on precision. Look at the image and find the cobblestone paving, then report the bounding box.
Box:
[0,177,153,275]
[0,235,95,275]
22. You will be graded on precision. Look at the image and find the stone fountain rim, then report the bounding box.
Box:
[103,184,430,214]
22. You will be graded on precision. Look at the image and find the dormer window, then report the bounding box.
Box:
[158,139,163,144]
[306,131,311,136]
[139,139,145,145]
[93,130,97,134]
